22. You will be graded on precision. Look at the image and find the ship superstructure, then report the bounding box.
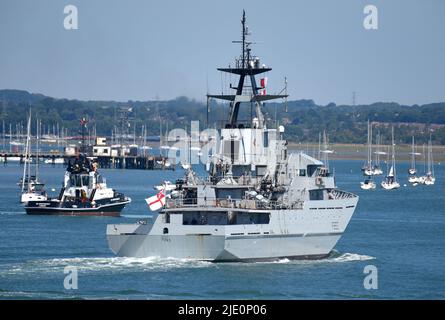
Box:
[106,12,358,261]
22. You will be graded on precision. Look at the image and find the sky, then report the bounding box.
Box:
[0,0,444,105]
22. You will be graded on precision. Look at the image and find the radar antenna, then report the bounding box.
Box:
[207,11,288,128]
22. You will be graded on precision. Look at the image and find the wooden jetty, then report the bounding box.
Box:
[0,152,175,170]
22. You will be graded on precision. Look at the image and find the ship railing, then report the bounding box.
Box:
[188,175,261,187]
[165,197,301,210]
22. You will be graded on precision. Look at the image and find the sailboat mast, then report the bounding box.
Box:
[391,127,396,180]
[2,120,4,152]
[430,135,434,176]
[21,112,31,192]
[36,118,40,179]
[9,123,12,152]
[27,126,31,188]
[368,121,372,168]
[427,140,430,174]
[375,130,380,166]
[427,134,432,175]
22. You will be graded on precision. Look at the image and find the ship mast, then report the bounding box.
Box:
[207,10,288,128]
[80,117,88,154]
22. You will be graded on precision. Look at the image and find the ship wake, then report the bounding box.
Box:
[1,251,375,278]
[1,256,212,276]
[326,250,375,263]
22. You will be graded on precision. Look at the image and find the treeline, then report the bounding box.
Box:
[1,89,445,145]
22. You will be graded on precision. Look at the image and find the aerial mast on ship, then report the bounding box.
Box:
[207,10,288,130]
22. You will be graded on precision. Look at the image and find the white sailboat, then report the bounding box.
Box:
[423,135,435,185]
[408,136,421,184]
[417,144,427,185]
[361,121,376,190]
[381,127,400,190]
[20,113,47,203]
[360,177,376,190]
[408,175,420,185]
[372,131,384,175]
[361,120,374,176]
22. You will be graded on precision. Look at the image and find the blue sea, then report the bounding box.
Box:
[0,159,444,299]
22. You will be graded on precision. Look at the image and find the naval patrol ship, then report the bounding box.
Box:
[106,12,359,261]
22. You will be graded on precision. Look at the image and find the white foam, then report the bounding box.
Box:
[2,252,375,277]
[25,256,213,273]
[275,258,290,264]
[0,255,215,278]
[328,252,375,263]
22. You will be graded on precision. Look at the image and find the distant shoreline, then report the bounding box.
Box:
[287,142,445,162]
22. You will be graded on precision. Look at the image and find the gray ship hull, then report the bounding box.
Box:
[107,233,339,261]
[106,196,357,262]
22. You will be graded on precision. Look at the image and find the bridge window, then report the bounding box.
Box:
[309,189,324,200]
[81,175,90,187]
[307,165,321,177]
[68,174,91,187]
[96,174,104,184]
[182,211,270,225]
[263,132,269,148]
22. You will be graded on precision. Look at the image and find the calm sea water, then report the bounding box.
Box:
[0,159,444,299]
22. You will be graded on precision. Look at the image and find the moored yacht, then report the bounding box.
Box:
[408,136,420,184]
[372,131,384,175]
[423,136,435,185]
[381,127,400,190]
[361,121,374,177]
[20,111,47,203]
[361,121,376,190]
[361,178,376,190]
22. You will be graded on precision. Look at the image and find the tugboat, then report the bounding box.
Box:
[25,154,131,216]
[106,12,358,261]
